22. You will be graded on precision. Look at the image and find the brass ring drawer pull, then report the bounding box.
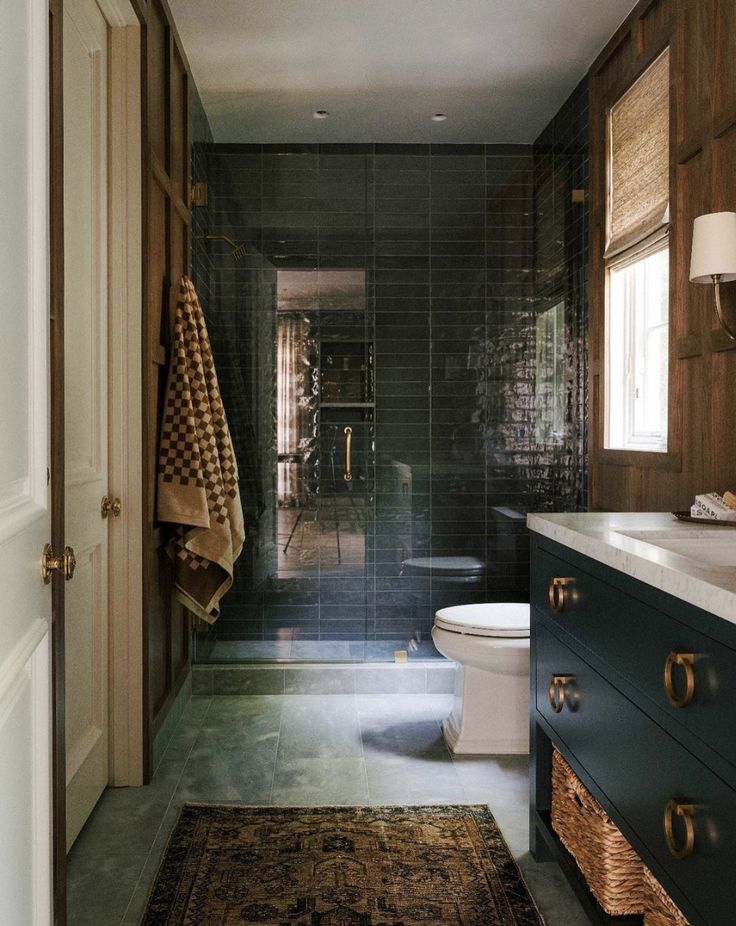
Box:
[664,800,696,859]
[549,675,575,713]
[664,651,696,708]
[548,577,572,613]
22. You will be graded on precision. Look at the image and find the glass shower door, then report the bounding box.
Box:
[274,268,374,660]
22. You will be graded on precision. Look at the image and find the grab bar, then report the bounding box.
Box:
[344,427,353,481]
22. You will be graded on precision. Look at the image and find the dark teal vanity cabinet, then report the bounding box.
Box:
[529,531,736,926]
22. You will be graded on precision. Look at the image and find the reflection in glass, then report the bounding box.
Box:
[535,300,565,445]
[275,269,372,580]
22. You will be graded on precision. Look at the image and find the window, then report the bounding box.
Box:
[606,242,669,450]
[604,49,670,452]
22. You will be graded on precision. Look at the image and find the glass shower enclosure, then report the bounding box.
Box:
[190,142,555,665]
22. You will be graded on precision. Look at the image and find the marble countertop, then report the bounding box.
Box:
[527,511,736,626]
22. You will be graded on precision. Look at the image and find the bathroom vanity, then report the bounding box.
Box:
[528,513,736,926]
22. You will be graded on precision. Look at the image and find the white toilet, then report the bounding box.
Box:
[431,603,530,755]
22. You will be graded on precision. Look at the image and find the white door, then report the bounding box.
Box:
[63,0,111,849]
[0,0,53,923]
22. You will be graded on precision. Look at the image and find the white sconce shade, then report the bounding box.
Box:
[690,211,736,283]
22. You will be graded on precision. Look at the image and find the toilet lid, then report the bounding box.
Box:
[402,556,486,576]
[434,603,530,638]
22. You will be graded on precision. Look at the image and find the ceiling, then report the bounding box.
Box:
[169,0,635,144]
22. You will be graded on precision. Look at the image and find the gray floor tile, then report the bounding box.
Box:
[196,695,284,747]
[277,695,362,759]
[354,665,426,694]
[271,757,369,804]
[284,666,356,694]
[355,693,452,724]
[67,690,591,926]
[426,663,456,693]
[518,853,594,926]
[360,719,448,763]
[451,754,529,803]
[67,695,211,925]
[365,757,467,804]
[177,739,278,803]
[211,666,285,694]
[191,667,213,695]
[122,800,187,925]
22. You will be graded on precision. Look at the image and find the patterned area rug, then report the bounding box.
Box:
[142,803,544,925]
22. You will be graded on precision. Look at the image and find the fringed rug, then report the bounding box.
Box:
[142,804,544,925]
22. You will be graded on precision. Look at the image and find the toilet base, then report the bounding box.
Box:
[442,663,529,756]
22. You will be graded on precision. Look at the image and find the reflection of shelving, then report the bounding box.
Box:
[320,340,374,405]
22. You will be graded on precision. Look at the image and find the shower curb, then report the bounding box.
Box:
[192,661,455,696]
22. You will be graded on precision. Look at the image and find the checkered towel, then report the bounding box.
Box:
[157,277,244,623]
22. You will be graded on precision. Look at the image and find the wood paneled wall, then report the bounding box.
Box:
[588,0,736,511]
[133,0,192,778]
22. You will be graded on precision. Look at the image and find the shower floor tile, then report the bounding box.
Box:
[67,692,592,926]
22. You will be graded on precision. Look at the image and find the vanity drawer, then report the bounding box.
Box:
[536,622,736,925]
[532,545,736,772]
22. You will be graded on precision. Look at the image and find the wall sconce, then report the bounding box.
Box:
[689,211,736,340]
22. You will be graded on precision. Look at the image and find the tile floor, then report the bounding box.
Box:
[67,693,591,925]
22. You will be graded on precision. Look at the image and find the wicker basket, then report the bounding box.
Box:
[551,749,648,916]
[642,866,690,926]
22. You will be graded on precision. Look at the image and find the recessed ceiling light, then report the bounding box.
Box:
[431,113,448,122]
[313,110,330,119]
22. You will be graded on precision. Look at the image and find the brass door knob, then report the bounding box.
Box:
[101,495,122,519]
[548,577,572,613]
[549,675,576,713]
[663,800,696,859]
[664,651,696,708]
[41,543,77,584]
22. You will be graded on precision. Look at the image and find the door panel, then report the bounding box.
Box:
[0,0,53,921]
[63,0,110,849]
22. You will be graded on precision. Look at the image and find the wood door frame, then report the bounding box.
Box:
[103,0,144,789]
[49,2,67,920]
[50,0,144,920]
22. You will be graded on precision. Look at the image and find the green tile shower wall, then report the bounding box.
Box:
[189,84,588,647]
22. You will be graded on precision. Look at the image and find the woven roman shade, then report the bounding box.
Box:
[606,49,670,257]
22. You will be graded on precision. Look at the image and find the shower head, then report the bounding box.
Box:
[197,233,247,261]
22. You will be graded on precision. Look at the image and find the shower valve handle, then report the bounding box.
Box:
[344,427,353,482]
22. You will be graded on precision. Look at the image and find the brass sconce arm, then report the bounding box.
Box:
[712,274,736,340]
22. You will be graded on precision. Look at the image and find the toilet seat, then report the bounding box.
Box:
[434,603,530,638]
[401,556,486,576]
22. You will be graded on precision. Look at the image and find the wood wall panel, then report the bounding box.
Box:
[674,1,713,147]
[710,350,735,489]
[140,0,192,779]
[589,0,736,512]
[636,0,671,53]
[170,47,187,201]
[673,150,709,341]
[147,3,168,168]
[714,0,736,124]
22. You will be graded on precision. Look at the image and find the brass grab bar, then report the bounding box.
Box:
[344,427,353,482]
